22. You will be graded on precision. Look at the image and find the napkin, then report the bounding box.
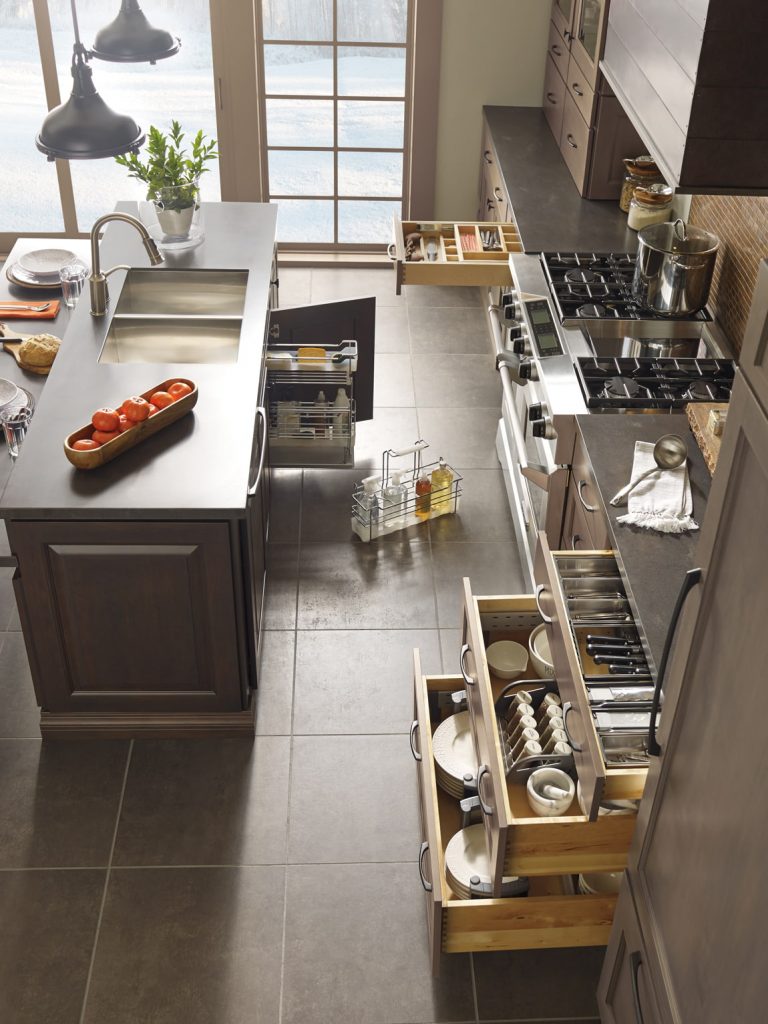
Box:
[615,440,699,534]
[0,300,60,319]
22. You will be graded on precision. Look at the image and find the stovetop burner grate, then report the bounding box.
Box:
[576,356,736,409]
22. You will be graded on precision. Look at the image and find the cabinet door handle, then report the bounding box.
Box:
[630,951,646,1024]
[459,642,474,686]
[571,533,582,550]
[566,133,578,148]
[576,478,596,512]
[551,43,563,56]
[387,242,397,261]
[535,583,553,624]
[564,29,573,42]
[546,91,558,104]
[248,407,267,496]
[409,719,422,762]
[483,149,492,164]
[648,567,702,755]
[572,83,584,96]
[562,701,583,752]
[477,764,494,816]
[418,840,433,892]
[493,186,505,202]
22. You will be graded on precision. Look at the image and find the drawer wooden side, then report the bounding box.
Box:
[392,218,518,292]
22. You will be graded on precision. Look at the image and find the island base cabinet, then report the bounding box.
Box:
[7,519,255,737]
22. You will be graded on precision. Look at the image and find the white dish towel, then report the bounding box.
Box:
[615,440,699,534]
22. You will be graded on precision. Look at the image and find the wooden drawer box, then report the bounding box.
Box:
[391,218,521,294]
[412,650,619,976]
[543,53,567,143]
[534,535,648,820]
[457,583,635,895]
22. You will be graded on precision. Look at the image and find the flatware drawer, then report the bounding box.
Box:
[534,535,648,821]
[456,584,635,896]
[412,650,618,976]
[391,218,521,294]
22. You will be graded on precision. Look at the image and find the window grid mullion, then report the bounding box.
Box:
[332,0,339,245]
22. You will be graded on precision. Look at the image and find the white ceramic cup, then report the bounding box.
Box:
[526,767,576,816]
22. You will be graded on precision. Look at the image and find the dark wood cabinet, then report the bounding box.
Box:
[9,519,254,734]
[598,883,664,1024]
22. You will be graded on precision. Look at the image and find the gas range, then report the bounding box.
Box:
[576,356,735,411]
[540,251,712,338]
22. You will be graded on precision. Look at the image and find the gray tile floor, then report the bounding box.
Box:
[0,269,601,1023]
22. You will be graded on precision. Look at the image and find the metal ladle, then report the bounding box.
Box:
[609,433,688,506]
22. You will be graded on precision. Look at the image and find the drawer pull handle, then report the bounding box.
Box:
[572,83,584,96]
[459,643,475,686]
[566,133,578,148]
[387,242,397,261]
[630,951,646,1024]
[483,149,493,164]
[551,44,563,56]
[418,840,433,892]
[535,584,553,624]
[477,764,494,816]
[564,30,573,42]
[571,533,582,550]
[409,719,422,761]
[649,567,702,755]
[562,701,583,752]
[577,478,597,512]
[546,91,558,103]
[493,187,505,202]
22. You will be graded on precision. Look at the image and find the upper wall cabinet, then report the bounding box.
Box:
[601,0,768,193]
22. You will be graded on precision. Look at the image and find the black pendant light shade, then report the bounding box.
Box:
[90,0,181,64]
[36,49,145,161]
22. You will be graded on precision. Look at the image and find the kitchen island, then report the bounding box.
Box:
[0,203,277,737]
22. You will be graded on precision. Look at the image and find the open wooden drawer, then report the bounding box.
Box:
[458,582,635,894]
[412,650,618,976]
[534,534,649,821]
[390,218,522,294]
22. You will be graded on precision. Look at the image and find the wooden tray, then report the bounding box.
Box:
[0,324,62,376]
[63,377,197,470]
[686,402,727,476]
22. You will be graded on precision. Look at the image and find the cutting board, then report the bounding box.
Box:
[686,402,727,476]
[0,324,56,375]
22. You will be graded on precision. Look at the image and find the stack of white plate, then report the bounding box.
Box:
[432,711,478,798]
[445,824,528,899]
[6,248,79,290]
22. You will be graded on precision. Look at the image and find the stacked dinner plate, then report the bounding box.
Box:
[432,711,478,797]
[444,824,529,899]
[5,248,78,290]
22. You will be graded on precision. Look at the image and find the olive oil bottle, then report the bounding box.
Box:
[430,457,454,512]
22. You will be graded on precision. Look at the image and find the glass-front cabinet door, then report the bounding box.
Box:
[551,0,577,42]
[572,0,608,84]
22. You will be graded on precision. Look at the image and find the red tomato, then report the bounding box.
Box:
[91,407,119,432]
[123,396,150,422]
[148,403,158,416]
[72,438,101,451]
[168,381,193,401]
[150,391,174,409]
[92,429,120,444]
[117,414,134,433]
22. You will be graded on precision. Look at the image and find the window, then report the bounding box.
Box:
[258,0,410,247]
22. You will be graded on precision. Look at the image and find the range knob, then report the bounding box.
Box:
[519,359,538,381]
[511,338,527,355]
[531,416,557,440]
[528,402,544,421]
[507,323,523,340]
[500,292,517,308]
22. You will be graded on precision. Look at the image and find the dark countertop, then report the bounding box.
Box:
[1,202,276,520]
[484,106,637,254]
[576,414,709,675]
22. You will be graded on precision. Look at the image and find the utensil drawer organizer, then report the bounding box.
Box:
[265,340,357,467]
[390,218,522,294]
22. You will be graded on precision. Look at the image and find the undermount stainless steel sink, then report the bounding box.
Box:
[99,268,248,363]
[114,268,248,317]
[99,316,242,364]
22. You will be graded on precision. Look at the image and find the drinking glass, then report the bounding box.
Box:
[0,388,35,460]
[59,260,88,309]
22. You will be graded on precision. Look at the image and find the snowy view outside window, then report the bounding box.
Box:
[261,0,409,245]
[0,0,408,247]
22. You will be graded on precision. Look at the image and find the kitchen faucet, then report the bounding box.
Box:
[89,212,164,317]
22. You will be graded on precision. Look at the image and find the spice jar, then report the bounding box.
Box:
[627,183,674,231]
[619,155,662,213]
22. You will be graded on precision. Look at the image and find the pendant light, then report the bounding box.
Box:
[36,0,145,161]
[91,0,181,65]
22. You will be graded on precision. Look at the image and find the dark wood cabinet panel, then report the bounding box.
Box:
[586,94,644,200]
[8,520,246,718]
[598,882,665,1024]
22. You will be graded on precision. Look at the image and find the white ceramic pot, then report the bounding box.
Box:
[526,767,575,816]
[528,623,555,679]
[155,204,195,238]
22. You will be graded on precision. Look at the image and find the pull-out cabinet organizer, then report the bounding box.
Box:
[391,218,522,294]
[265,341,356,467]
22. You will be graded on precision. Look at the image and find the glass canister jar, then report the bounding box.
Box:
[619,155,662,212]
[627,183,674,231]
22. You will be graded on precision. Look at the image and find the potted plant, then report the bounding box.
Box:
[115,121,218,239]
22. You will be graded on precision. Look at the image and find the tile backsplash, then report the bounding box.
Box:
[689,195,768,357]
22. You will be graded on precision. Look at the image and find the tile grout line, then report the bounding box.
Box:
[78,738,134,1024]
